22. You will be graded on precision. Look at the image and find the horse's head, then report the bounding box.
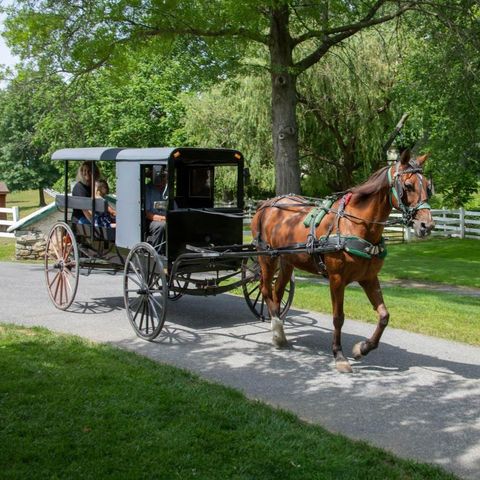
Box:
[389,150,435,238]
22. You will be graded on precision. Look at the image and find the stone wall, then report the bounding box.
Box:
[15,231,48,260]
[13,207,62,260]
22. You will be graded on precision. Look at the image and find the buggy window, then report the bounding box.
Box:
[213,165,238,208]
[189,168,212,198]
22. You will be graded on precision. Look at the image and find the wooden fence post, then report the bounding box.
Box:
[12,206,19,224]
[404,225,411,242]
[459,207,465,239]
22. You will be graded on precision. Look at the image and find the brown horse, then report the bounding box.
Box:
[251,150,435,373]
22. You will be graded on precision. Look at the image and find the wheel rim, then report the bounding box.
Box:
[124,243,167,340]
[44,222,79,310]
[168,273,190,301]
[242,257,295,321]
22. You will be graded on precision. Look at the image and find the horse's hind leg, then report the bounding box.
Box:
[352,277,390,360]
[259,256,290,348]
[330,275,353,373]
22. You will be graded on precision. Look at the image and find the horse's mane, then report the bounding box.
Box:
[348,165,389,199]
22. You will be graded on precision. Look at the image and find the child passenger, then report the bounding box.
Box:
[94,179,116,228]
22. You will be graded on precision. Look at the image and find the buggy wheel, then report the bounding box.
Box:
[168,273,190,301]
[124,242,167,340]
[44,222,79,310]
[241,257,295,321]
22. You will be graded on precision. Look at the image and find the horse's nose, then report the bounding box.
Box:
[420,220,435,236]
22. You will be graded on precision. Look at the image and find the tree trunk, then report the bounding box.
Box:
[38,187,46,207]
[269,6,301,195]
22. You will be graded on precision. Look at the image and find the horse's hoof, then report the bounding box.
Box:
[335,359,353,373]
[352,341,364,360]
[272,335,289,349]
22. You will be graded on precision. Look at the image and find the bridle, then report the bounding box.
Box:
[387,161,432,226]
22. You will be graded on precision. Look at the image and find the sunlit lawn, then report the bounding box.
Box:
[0,324,458,480]
[0,238,15,261]
[292,283,480,346]
[6,189,54,218]
[379,237,480,288]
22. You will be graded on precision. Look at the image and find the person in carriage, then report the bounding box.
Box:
[145,165,168,250]
[72,161,101,224]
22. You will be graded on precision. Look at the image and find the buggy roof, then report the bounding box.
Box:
[51,147,124,161]
[51,147,243,164]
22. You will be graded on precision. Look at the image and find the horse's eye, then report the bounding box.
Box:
[404,183,414,192]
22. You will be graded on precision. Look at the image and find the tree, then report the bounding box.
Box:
[182,28,403,197]
[181,76,275,198]
[297,29,400,193]
[3,0,445,194]
[394,5,480,206]
[0,69,62,205]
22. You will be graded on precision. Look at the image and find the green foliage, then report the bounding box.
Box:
[394,7,480,207]
[0,69,62,192]
[181,75,275,198]
[297,29,401,193]
[182,29,403,197]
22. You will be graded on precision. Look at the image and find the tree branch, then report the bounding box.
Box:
[294,1,416,72]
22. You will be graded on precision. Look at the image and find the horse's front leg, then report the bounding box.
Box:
[352,277,389,360]
[329,275,352,373]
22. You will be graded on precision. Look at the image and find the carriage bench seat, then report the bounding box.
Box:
[55,194,108,213]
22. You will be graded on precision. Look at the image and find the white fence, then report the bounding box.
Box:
[426,208,480,240]
[243,205,480,242]
[0,206,19,238]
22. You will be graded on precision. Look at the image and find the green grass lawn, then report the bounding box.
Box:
[380,238,480,288]
[0,324,457,480]
[0,238,15,261]
[292,283,480,346]
[6,189,54,218]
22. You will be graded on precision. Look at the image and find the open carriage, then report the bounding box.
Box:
[45,147,295,340]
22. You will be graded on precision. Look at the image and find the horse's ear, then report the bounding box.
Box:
[399,149,411,165]
[416,153,430,166]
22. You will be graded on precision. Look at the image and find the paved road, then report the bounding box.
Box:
[1,262,479,479]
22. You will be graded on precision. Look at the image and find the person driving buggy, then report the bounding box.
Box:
[145,165,168,250]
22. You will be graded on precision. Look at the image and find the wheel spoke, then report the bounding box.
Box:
[126,272,143,288]
[247,283,260,297]
[141,299,148,334]
[135,252,148,285]
[49,237,62,261]
[64,273,73,294]
[63,241,73,261]
[131,257,147,288]
[48,271,61,289]
[147,298,159,331]
[149,293,164,311]
[251,289,262,309]
[58,275,64,306]
[62,273,69,303]
[53,272,62,303]
[132,297,144,329]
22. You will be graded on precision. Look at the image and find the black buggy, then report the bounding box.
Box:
[45,147,295,340]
